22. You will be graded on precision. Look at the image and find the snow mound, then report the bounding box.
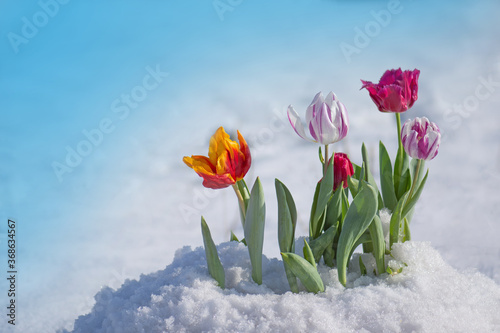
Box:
[67,241,500,333]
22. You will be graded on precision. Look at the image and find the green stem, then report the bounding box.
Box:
[324,144,329,176]
[232,183,246,221]
[405,159,422,205]
[396,113,403,161]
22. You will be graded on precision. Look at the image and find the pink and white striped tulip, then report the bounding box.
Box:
[401,117,441,160]
[287,92,349,145]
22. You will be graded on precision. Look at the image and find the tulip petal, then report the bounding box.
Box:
[381,85,406,112]
[208,127,229,167]
[332,153,354,191]
[314,103,337,144]
[288,105,315,143]
[201,173,236,189]
[379,67,402,86]
[183,155,215,175]
[361,81,390,113]
[326,91,348,138]
[184,126,251,189]
[308,122,319,142]
[289,92,349,145]
[324,91,336,110]
[425,131,441,160]
[306,92,325,126]
[401,117,440,160]
[236,130,252,181]
[184,155,235,189]
[216,151,233,177]
[406,69,420,109]
[333,99,349,141]
[361,68,420,113]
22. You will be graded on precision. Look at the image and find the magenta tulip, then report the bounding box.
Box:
[361,68,420,113]
[401,117,441,160]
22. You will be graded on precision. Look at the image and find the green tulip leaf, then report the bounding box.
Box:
[362,237,374,254]
[349,231,372,261]
[309,224,338,263]
[352,162,362,180]
[325,186,343,231]
[201,217,225,288]
[394,146,411,200]
[310,159,334,239]
[276,179,297,253]
[229,231,246,245]
[361,143,371,180]
[309,182,321,238]
[341,187,349,223]
[282,261,299,293]
[410,159,426,191]
[275,179,299,292]
[379,141,397,211]
[244,177,266,285]
[359,256,367,276]
[336,181,378,286]
[389,192,409,247]
[404,157,424,225]
[402,217,411,242]
[348,176,360,198]
[280,180,298,230]
[230,231,239,242]
[402,169,429,219]
[281,252,325,293]
[303,239,316,269]
[323,244,335,267]
[398,169,411,200]
[368,214,386,275]
[393,145,404,192]
[358,162,366,191]
[362,143,384,209]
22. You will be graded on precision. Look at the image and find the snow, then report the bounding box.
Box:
[66,228,500,332]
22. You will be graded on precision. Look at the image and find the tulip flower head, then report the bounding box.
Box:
[287,91,349,145]
[401,117,441,161]
[361,68,420,113]
[331,152,354,191]
[183,127,251,189]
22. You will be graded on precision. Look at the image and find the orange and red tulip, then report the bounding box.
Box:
[183,127,251,189]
